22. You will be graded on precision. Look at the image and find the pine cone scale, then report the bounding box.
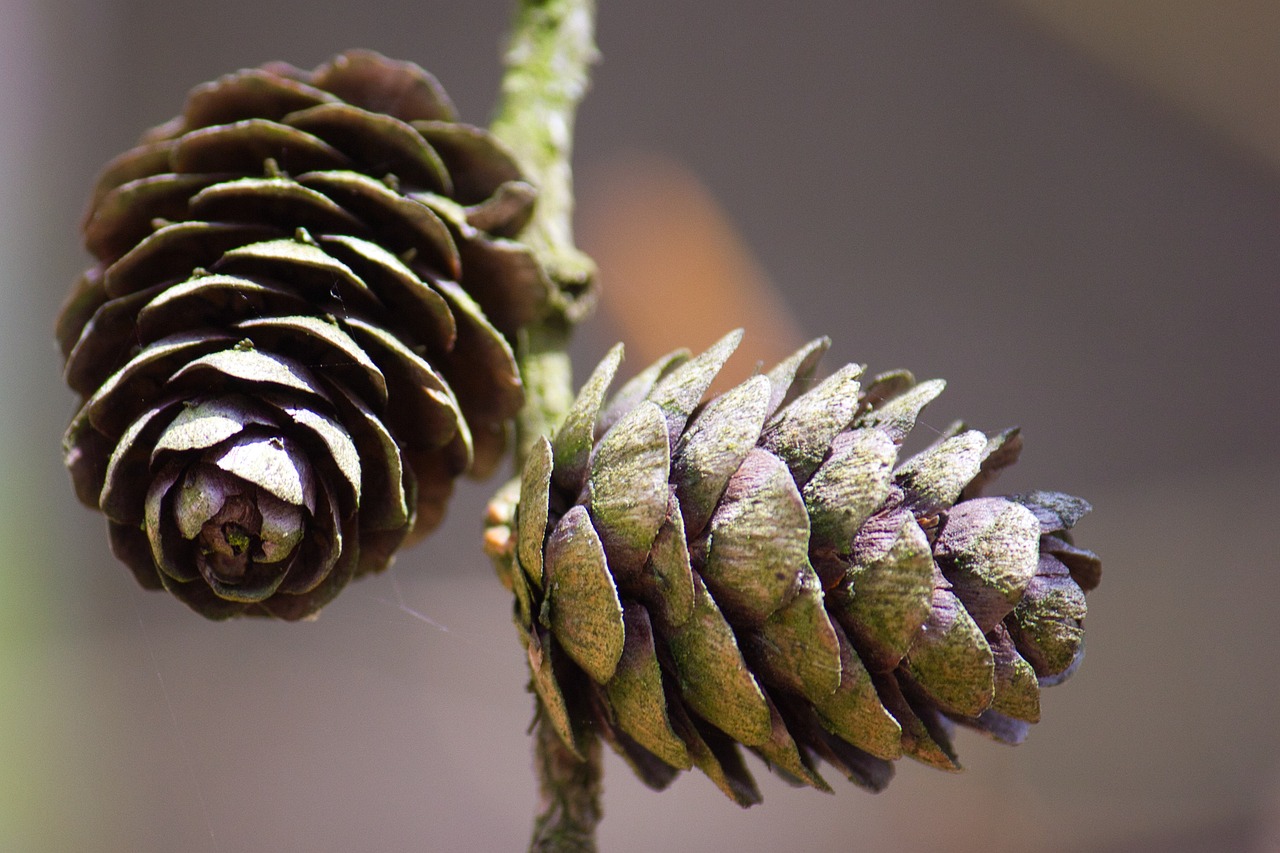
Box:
[98,399,185,525]
[543,504,625,685]
[698,446,812,627]
[829,508,935,673]
[810,623,903,760]
[802,427,897,556]
[934,497,1041,633]
[753,696,830,791]
[586,401,670,578]
[81,333,235,434]
[173,68,334,132]
[988,624,1041,723]
[900,578,996,719]
[741,570,841,702]
[552,342,622,491]
[515,436,553,587]
[670,374,770,538]
[87,173,234,262]
[760,363,863,485]
[663,575,773,748]
[286,103,451,192]
[316,234,457,346]
[606,603,694,770]
[171,119,352,176]
[63,286,156,396]
[295,170,461,277]
[100,221,275,299]
[1007,555,1087,677]
[628,492,695,633]
[413,122,525,213]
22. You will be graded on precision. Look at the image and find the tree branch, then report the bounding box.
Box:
[492,0,599,325]
[490,1,603,850]
[492,0,599,466]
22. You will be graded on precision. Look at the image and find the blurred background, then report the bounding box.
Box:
[3,1,1278,850]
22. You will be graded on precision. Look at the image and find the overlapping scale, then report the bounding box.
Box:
[59,51,546,619]
[486,331,1099,804]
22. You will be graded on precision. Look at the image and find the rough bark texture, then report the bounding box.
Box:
[488,0,603,849]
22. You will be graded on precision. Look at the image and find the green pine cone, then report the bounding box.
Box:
[59,51,548,620]
[486,331,1100,804]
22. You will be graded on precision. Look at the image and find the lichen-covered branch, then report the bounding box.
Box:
[528,706,604,853]
[491,0,603,850]
[514,317,576,466]
[492,0,599,322]
[493,0,599,469]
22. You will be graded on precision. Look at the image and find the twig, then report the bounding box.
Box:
[492,0,598,465]
[528,704,604,852]
[490,0,603,849]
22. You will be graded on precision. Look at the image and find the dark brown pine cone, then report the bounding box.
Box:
[58,50,549,620]
[485,331,1100,803]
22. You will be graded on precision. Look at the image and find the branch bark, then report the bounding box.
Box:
[490,1,603,850]
[491,0,598,322]
[528,704,604,852]
[491,0,598,466]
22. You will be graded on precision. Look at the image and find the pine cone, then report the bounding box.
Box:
[486,331,1100,803]
[58,51,548,620]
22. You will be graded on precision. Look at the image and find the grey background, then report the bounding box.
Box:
[2,0,1277,850]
